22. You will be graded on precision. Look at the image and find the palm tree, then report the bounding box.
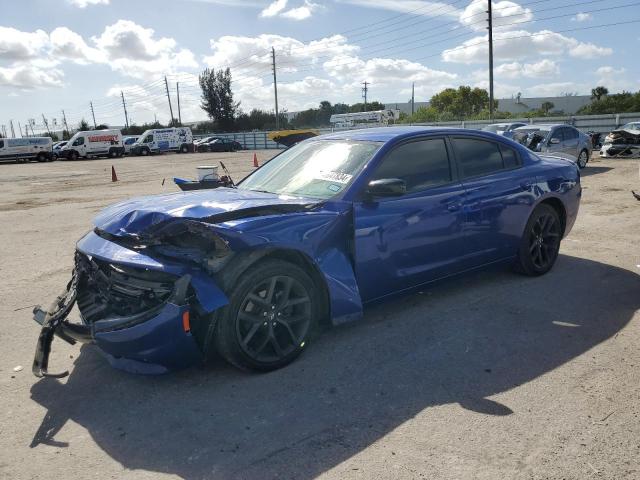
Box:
[591,86,609,101]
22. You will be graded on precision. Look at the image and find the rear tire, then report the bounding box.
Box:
[70,151,79,161]
[214,259,320,372]
[514,204,562,276]
[577,149,589,169]
[36,153,47,162]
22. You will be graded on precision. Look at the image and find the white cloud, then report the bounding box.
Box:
[281,1,319,20]
[67,0,109,7]
[571,13,593,22]
[50,27,100,63]
[261,0,288,17]
[442,29,612,63]
[0,64,64,89]
[460,0,532,31]
[595,66,634,92]
[495,59,559,79]
[0,27,49,60]
[527,82,586,97]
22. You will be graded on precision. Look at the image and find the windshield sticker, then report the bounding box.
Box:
[327,184,341,192]
[315,171,352,184]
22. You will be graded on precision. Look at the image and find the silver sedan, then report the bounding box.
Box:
[512,124,592,168]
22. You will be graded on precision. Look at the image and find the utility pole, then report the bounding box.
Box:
[271,47,280,130]
[9,120,15,137]
[41,114,51,136]
[61,110,69,133]
[1,125,6,137]
[90,101,97,128]
[164,76,175,125]
[487,0,495,120]
[24,123,29,137]
[362,81,369,112]
[120,91,130,129]
[176,82,182,125]
[411,82,415,116]
[18,121,23,138]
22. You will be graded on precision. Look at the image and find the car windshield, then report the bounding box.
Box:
[238,140,382,200]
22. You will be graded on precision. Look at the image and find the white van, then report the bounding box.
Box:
[61,129,124,160]
[0,137,53,163]
[130,127,194,156]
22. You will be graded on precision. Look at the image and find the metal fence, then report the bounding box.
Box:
[195,112,640,150]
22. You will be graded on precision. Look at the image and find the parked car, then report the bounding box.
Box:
[198,138,241,152]
[130,127,194,156]
[512,124,592,168]
[194,136,217,146]
[0,137,53,163]
[61,129,124,160]
[482,122,527,139]
[32,127,581,377]
[599,122,640,158]
[122,136,139,155]
[52,141,68,159]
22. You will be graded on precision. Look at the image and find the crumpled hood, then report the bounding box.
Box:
[95,187,317,237]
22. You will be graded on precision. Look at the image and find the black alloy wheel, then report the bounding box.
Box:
[515,204,561,276]
[215,260,319,371]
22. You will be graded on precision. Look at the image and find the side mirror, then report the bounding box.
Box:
[549,137,561,145]
[366,178,406,198]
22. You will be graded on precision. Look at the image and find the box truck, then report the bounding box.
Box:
[0,137,53,163]
[130,127,194,156]
[61,129,124,160]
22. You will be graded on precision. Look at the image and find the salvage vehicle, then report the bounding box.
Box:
[481,122,527,139]
[0,136,53,163]
[600,122,640,158]
[512,124,591,168]
[32,127,581,377]
[130,127,194,156]
[61,129,124,160]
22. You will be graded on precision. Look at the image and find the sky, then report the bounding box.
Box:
[1,0,638,133]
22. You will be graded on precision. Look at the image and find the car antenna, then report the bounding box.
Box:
[219,161,235,187]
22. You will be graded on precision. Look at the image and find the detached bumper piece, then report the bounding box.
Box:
[32,253,203,377]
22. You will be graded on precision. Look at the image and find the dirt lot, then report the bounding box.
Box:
[0,151,638,480]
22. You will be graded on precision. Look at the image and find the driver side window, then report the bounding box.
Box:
[550,129,564,143]
[145,135,154,143]
[73,137,84,146]
[371,138,452,194]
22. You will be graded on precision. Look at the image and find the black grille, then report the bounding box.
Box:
[75,253,176,324]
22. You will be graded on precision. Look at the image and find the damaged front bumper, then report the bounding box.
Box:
[32,231,229,377]
[600,143,640,158]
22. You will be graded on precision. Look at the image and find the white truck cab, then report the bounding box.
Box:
[61,129,124,160]
[0,137,53,163]
[130,127,194,156]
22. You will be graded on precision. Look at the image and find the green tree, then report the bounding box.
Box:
[199,67,238,132]
[78,119,90,131]
[349,101,385,113]
[541,101,555,114]
[591,86,609,101]
[430,86,495,118]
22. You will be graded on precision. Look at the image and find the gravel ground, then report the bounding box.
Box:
[0,151,638,480]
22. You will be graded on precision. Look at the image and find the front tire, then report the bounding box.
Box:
[577,149,589,169]
[514,204,562,276]
[214,260,320,372]
[180,144,188,153]
[140,148,149,156]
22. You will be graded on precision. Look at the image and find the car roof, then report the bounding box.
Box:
[316,126,504,142]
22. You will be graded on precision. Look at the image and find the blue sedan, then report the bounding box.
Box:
[32,127,581,376]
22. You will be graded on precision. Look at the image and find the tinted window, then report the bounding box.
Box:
[73,137,84,146]
[563,127,578,140]
[549,128,563,142]
[371,139,451,193]
[144,135,154,143]
[0,140,3,148]
[452,138,504,178]
[500,145,520,168]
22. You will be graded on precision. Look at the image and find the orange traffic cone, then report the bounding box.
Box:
[253,153,259,168]
[111,165,118,182]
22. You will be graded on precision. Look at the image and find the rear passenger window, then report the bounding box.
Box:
[453,138,504,178]
[372,138,451,193]
[564,127,578,140]
[500,145,520,168]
